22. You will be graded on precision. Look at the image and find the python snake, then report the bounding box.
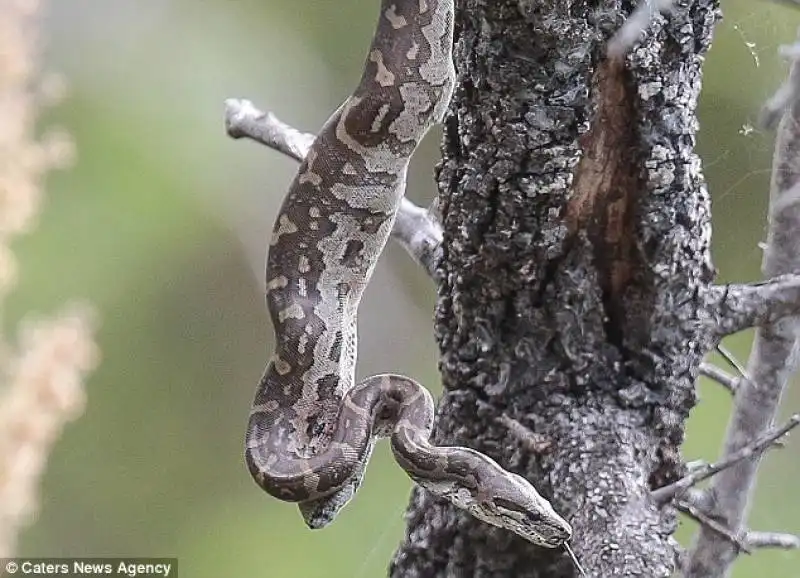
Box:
[244,0,572,549]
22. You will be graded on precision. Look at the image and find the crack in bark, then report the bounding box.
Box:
[566,56,643,353]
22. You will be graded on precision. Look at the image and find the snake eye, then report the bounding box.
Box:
[493,497,544,524]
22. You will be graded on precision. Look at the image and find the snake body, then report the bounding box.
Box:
[245,0,572,547]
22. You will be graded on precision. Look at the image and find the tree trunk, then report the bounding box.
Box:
[390,0,721,576]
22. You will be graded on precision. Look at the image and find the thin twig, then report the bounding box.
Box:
[653,414,800,503]
[715,343,749,378]
[676,499,751,555]
[675,501,798,551]
[223,98,443,278]
[676,504,799,556]
[698,363,738,394]
[496,415,553,453]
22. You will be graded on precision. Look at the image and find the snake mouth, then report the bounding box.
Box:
[516,520,572,548]
[536,518,573,548]
[542,529,572,548]
[490,495,573,547]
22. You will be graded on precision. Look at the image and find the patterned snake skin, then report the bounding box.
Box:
[244,0,572,548]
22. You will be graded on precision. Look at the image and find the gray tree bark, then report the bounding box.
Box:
[389,0,720,576]
[225,0,800,574]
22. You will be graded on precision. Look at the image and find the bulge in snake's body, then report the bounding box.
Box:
[246,0,456,526]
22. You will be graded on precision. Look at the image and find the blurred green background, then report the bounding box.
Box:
[13,0,798,576]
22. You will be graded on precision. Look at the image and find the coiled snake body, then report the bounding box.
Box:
[245,0,572,548]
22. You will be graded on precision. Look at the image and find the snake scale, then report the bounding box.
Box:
[244,0,573,549]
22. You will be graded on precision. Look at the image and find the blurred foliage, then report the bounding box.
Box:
[11,0,799,576]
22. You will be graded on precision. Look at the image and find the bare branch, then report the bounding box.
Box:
[223,98,443,278]
[675,500,799,557]
[685,35,800,577]
[224,98,313,162]
[698,362,738,394]
[607,0,675,59]
[676,498,751,555]
[708,274,800,337]
[745,531,800,550]
[715,343,749,378]
[496,414,552,453]
[653,414,800,503]
[389,199,442,279]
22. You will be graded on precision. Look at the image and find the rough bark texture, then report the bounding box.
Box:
[389,0,720,576]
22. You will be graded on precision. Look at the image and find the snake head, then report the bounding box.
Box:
[473,472,572,548]
[417,469,572,548]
